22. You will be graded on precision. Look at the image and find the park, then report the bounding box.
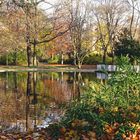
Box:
[0,0,140,139]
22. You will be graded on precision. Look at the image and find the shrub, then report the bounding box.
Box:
[83,53,113,64]
[47,56,60,64]
[0,51,27,65]
[47,56,140,140]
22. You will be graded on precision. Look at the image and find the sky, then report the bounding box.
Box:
[38,0,57,14]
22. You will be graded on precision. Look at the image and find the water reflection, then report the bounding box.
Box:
[0,71,104,132]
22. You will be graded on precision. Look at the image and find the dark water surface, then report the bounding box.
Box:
[0,71,105,132]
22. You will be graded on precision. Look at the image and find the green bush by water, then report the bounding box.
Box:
[47,56,140,139]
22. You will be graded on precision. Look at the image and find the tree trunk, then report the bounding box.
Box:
[6,54,8,66]
[61,52,64,65]
[27,42,32,67]
[111,50,115,64]
[25,6,32,67]
[103,48,107,64]
[33,43,37,66]
[73,47,77,65]
[78,61,82,69]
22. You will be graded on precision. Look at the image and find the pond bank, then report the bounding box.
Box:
[0,64,97,72]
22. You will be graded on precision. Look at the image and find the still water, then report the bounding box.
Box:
[0,71,105,132]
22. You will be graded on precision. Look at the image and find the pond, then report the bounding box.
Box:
[0,71,106,133]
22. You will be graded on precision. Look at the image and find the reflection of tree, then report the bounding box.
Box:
[13,72,18,93]
[73,72,76,100]
[26,72,32,131]
[0,72,26,131]
[32,72,37,129]
[4,72,9,94]
[77,72,82,98]
[13,72,18,130]
[0,71,97,132]
[0,72,45,131]
[26,72,32,96]
[41,73,73,103]
[26,72,38,130]
[68,72,83,100]
[72,72,83,99]
[61,72,64,83]
[32,72,38,105]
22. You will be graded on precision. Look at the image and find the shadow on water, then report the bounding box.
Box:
[0,71,107,132]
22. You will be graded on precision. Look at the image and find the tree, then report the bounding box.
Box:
[52,6,73,64]
[93,0,128,64]
[10,0,73,66]
[60,0,95,68]
[114,28,140,64]
[125,0,140,39]
[53,34,72,64]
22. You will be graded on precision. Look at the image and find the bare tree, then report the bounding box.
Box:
[92,0,127,64]
[59,0,96,68]
[125,0,140,39]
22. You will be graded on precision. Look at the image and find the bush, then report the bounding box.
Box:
[47,56,140,140]
[47,56,60,64]
[83,53,113,64]
[0,53,14,65]
[114,28,140,64]
[0,51,27,65]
